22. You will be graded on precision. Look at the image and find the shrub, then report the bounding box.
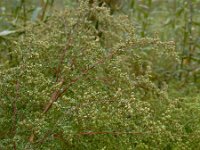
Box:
[0,1,199,149]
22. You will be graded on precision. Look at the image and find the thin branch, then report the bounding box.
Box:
[77,131,151,136]
[43,78,64,113]
[36,130,153,146]
[43,26,77,114]
[188,0,193,64]
[21,0,26,27]
[40,0,49,21]
[43,50,118,114]
[13,81,19,150]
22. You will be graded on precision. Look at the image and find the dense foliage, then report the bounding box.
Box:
[0,0,200,149]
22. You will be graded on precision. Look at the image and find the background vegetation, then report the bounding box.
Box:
[0,0,199,149]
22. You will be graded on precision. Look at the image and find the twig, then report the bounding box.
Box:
[43,78,64,113]
[40,0,49,21]
[43,25,76,114]
[21,0,26,27]
[77,131,150,136]
[36,130,152,146]
[43,50,118,114]
[13,81,19,150]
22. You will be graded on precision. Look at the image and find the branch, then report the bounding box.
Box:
[40,0,49,21]
[13,81,19,150]
[43,50,118,114]
[77,131,150,136]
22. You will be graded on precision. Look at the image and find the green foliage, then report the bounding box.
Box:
[0,0,200,149]
[128,0,200,84]
[0,0,200,150]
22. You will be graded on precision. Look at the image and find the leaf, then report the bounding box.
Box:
[139,4,149,10]
[31,7,42,21]
[163,18,172,26]
[176,7,184,16]
[0,30,16,36]
[192,21,200,26]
